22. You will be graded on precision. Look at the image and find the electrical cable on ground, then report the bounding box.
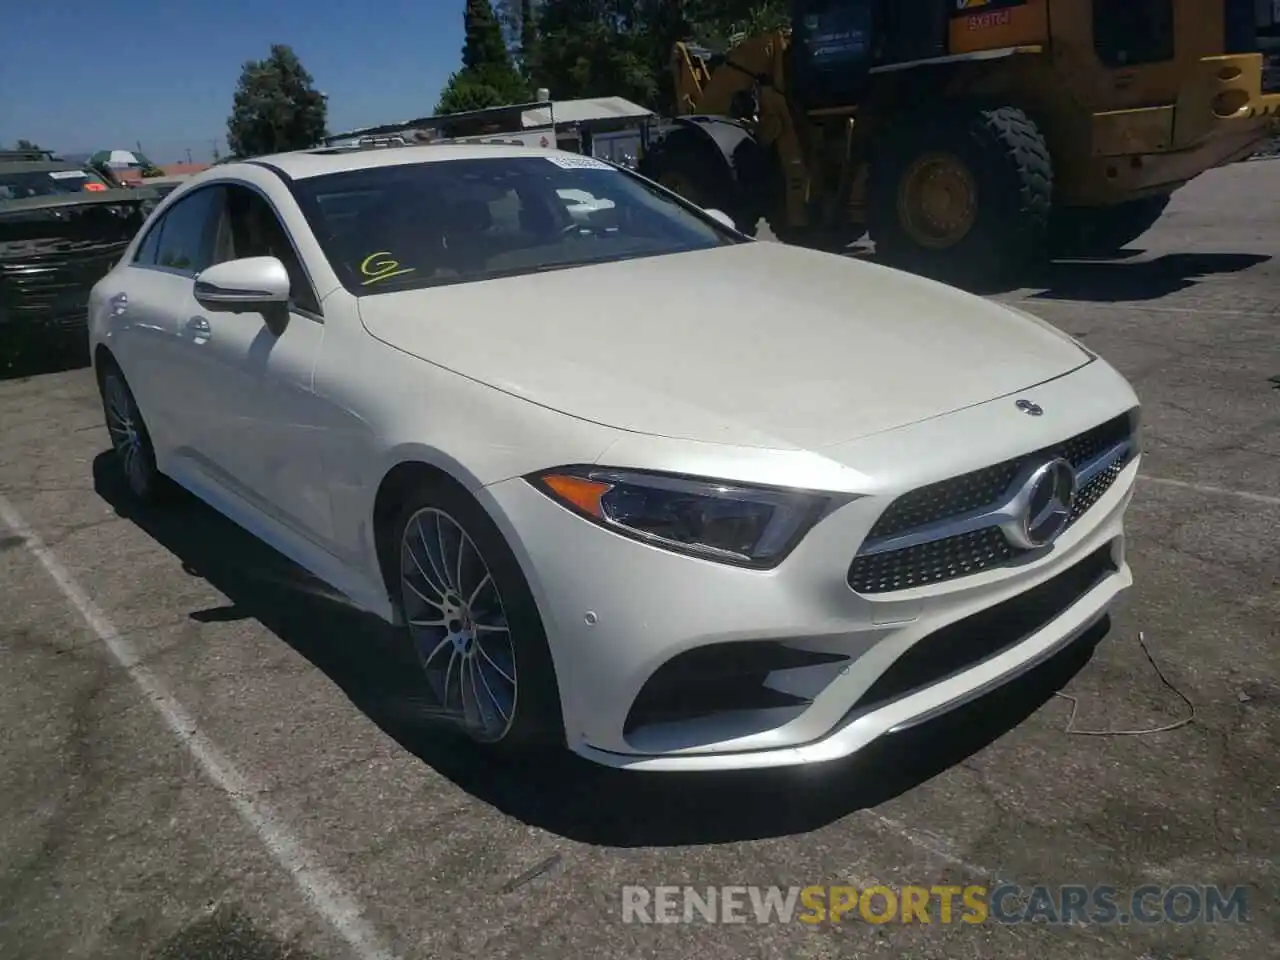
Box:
[1054,631,1197,736]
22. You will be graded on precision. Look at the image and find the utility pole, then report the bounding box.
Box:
[185,147,193,164]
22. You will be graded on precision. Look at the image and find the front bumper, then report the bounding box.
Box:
[479,361,1139,772]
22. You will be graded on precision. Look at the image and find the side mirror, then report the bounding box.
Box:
[194,256,290,307]
[703,208,736,231]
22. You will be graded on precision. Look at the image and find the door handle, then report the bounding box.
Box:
[186,316,211,342]
[109,292,128,316]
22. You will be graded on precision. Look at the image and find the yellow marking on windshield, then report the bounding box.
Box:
[360,251,416,286]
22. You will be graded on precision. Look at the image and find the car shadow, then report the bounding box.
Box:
[93,451,1106,848]
[1,340,91,382]
[1020,251,1270,302]
[845,246,1269,301]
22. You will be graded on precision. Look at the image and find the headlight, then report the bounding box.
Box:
[528,467,832,567]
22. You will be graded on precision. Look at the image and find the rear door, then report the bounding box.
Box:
[108,185,222,465]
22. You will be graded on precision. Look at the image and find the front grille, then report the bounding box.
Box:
[851,527,1016,594]
[865,413,1132,542]
[849,411,1135,594]
[848,543,1117,718]
[0,244,123,330]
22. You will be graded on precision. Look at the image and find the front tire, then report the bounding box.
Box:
[98,360,165,503]
[390,480,563,749]
[868,105,1053,285]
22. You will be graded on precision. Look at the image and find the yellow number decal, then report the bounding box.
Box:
[360,251,416,286]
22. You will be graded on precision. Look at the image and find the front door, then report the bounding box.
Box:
[189,183,333,547]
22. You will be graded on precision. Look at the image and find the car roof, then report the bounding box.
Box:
[211,143,599,182]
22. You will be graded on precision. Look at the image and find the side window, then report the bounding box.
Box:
[1093,0,1174,68]
[152,188,220,275]
[215,184,321,315]
[133,220,164,265]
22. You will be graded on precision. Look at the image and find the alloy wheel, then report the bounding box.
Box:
[399,506,519,742]
[103,372,150,497]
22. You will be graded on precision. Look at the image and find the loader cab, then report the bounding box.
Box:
[788,0,876,109]
[787,1,987,110]
[1090,0,1175,67]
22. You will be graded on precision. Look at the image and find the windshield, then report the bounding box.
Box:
[294,154,742,294]
[0,167,113,200]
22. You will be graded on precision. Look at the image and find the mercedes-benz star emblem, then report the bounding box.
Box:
[1015,399,1044,416]
[1002,458,1078,550]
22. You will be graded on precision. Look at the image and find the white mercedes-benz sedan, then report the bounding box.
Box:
[88,142,1140,772]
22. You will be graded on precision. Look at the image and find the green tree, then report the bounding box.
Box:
[532,0,665,107]
[436,0,529,113]
[494,0,542,86]
[520,0,540,85]
[14,138,42,151]
[527,0,789,108]
[462,0,512,70]
[226,44,328,158]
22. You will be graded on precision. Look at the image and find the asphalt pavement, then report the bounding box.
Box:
[1,159,1277,960]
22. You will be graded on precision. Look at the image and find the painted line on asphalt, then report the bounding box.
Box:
[1139,474,1280,506]
[0,493,398,960]
[867,813,1002,881]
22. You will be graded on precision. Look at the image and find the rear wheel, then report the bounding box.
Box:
[98,360,166,503]
[390,480,563,750]
[868,106,1053,285]
[1049,194,1172,257]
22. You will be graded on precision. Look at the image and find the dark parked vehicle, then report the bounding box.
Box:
[1,150,157,364]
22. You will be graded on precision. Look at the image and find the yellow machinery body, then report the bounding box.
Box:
[663,0,1280,250]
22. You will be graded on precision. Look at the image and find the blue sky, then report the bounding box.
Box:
[0,0,466,163]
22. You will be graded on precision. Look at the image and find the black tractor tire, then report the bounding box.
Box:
[639,129,761,236]
[867,106,1053,286]
[387,477,564,752]
[1048,194,1172,257]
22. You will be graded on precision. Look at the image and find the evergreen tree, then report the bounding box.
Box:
[226,44,327,158]
[436,0,529,113]
[520,0,540,86]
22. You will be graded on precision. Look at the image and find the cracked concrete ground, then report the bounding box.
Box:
[0,159,1276,960]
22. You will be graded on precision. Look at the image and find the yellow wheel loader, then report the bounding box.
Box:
[636,0,1280,283]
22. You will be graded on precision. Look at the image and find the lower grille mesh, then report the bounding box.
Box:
[850,528,1014,595]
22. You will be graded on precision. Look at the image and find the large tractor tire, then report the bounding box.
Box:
[1048,194,1172,257]
[867,106,1053,286]
[639,129,761,236]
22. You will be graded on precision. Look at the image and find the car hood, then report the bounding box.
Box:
[357,243,1090,450]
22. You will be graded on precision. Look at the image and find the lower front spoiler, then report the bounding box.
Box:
[572,562,1131,772]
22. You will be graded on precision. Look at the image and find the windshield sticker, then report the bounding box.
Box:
[544,154,613,171]
[360,251,416,286]
[48,170,89,180]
